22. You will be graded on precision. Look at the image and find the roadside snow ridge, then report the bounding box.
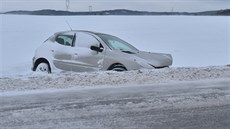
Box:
[0,66,229,92]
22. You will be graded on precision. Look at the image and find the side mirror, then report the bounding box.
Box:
[90,46,103,52]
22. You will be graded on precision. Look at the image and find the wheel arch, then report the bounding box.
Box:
[33,58,51,73]
[107,63,127,71]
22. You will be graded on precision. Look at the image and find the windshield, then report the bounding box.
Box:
[97,34,139,53]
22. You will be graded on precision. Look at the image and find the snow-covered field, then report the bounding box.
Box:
[0,15,229,92]
[0,15,229,73]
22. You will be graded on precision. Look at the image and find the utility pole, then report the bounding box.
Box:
[89,0,93,12]
[171,7,174,13]
[66,0,70,11]
[89,5,92,12]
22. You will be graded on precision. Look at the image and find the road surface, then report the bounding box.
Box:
[0,79,230,129]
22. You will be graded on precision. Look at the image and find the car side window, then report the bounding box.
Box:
[55,34,74,46]
[75,32,100,48]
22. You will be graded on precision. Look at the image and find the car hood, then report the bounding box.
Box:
[134,51,173,68]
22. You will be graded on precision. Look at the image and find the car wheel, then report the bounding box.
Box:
[35,62,51,73]
[109,64,127,72]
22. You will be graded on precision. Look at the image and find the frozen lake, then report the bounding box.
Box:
[0,15,229,75]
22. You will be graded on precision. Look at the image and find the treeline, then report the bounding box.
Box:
[3,9,230,16]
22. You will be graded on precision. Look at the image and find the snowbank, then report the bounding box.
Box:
[0,66,229,92]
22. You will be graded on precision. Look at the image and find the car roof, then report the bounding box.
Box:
[55,30,99,35]
[54,30,112,37]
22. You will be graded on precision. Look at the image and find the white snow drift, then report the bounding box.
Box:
[0,66,229,92]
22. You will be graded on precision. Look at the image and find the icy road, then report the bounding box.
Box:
[0,78,230,129]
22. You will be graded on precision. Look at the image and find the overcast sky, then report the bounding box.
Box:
[0,0,229,12]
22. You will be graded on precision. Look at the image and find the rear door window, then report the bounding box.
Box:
[55,34,75,46]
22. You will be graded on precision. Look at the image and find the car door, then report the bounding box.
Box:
[52,32,77,71]
[71,32,104,72]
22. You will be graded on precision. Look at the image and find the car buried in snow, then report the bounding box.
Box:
[32,30,173,73]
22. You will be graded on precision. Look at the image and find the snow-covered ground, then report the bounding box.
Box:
[0,66,229,92]
[0,15,229,129]
[0,15,229,75]
[0,15,229,92]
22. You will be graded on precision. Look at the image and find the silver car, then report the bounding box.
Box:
[32,30,173,73]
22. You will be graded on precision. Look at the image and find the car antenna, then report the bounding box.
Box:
[66,20,72,31]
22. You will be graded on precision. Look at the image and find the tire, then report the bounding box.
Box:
[35,62,51,73]
[109,64,127,72]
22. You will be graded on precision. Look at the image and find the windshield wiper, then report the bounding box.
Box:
[121,50,135,54]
